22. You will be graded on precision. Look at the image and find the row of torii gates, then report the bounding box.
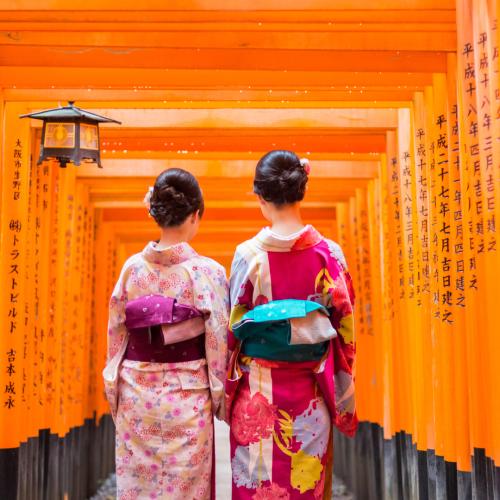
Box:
[0,1,499,500]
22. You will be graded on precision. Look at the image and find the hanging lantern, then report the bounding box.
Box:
[20,101,121,168]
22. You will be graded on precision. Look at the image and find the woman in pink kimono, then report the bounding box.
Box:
[103,168,230,500]
[226,151,357,500]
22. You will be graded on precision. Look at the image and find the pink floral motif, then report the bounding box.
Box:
[131,271,158,289]
[172,389,192,400]
[254,358,281,369]
[331,276,353,316]
[109,340,121,359]
[135,463,155,481]
[190,447,209,465]
[138,424,161,442]
[290,226,323,251]
[232,389,278,446]
[159,272,189,291]
[121,398,135,411]
[201,266,212,275]
[163,424,186,441]
[110,297,117,309]
[192,366,209,384]
[182,289,192,299]
[314,468,326,500]
[136,374,153,390]
[207,331,218,349]
[252,483,290,500]
[255,295,269,307]
[117,466,125,477]
[216,311,228,326]
[171,476,192,492]
[119,489,139,500]
[197,487,206,498]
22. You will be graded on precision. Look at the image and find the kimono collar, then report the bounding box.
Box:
[141,241,198,266]
[252,225,323,252]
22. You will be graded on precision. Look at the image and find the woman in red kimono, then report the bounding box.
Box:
[225,151,357,500]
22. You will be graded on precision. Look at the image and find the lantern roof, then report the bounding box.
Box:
[19,101,121,124]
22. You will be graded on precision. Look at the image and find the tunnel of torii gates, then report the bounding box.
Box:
[0,1,500,500]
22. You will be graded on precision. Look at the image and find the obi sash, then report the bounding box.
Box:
[124,295,206,362]
[231,299,337,362]
[103,295,206,422]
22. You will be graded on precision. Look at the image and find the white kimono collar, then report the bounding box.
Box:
[251,224,323,252]
[141,241,198,266]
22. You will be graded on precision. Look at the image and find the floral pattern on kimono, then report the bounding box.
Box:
[104,242,230,500]
[227,226,357,500]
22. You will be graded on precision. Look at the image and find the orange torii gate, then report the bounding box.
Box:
[0,1,499,500]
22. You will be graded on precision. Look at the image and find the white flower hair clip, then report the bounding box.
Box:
[300,158,311,175]
[143,186,154,211]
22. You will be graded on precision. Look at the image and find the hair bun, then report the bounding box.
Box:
[149,169,204,228]
[253,150,308,206]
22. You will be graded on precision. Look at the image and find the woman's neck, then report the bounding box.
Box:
[155,227,191,250]
[269,203,305,237]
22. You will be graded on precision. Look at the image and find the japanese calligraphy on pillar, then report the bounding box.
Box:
[0,103,30,449]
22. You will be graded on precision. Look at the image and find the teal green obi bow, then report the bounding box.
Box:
[231,299,333,362]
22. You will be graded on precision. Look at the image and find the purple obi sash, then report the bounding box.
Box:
[125,295,206,363]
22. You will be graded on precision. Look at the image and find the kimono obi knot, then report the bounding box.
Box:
[124,295,206,363]
[232,299,337,362]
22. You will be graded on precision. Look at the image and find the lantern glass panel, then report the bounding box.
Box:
[80,124,99,150]
[44,123,75,148]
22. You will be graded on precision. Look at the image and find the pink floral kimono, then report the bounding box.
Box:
[104,242,230,500]
[226,225,357,500]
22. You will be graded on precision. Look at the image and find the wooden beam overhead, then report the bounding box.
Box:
[77,159,380,178]
[96,135,386,154]
[2,89,422,102]
[0,31,456,51]
[0,10,456,24]
[0,67,434,88]
[0,0,456,11]
[30,107,399,130]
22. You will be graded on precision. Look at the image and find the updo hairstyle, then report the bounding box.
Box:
[253,150,308,206]
[149,168,204,228]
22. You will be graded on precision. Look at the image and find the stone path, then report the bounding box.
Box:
[89,420,352,500]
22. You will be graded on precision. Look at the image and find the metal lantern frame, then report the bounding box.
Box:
[20,101,121,168]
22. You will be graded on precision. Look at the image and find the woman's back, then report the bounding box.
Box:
[226,151,357,500]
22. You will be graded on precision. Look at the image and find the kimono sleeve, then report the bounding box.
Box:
[192,259,230,421]
[228,248,254,351]
[107,260,133,364]
[323,239,358,437]
[104,257,135,422]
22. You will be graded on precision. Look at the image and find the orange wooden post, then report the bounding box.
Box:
[356,187,376,423]
[379,153,396,441]
[45,164,60,430]
[411,92,431,459]
[473,0,500,471]
[349,196,367,420]
[397,108,416,442]
[485,0,500,469]
[433,72,458,469]
[0,102,31,450]
[456,0,492,477]
[385,131,403,440]
[367,178,384,428]
[446,52,472,476]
